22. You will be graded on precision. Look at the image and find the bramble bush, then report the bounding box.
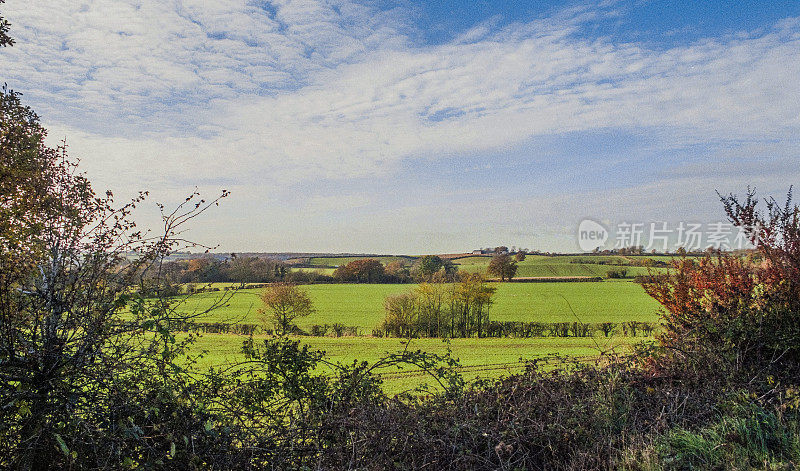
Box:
[643,189,800,384]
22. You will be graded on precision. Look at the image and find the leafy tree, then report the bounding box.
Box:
[333,258,385,283]
[514,251,526,262]
[450,273,495,337]
[379,273,495,338]
[381,292,419,337]
[384,260,411,282]
[0,86,57,281]
[412,255,456,282]
[260,283,316,334]
[487,253,518,281]
[0,0,13,47]
[416,255,443,276]
[227,255,280,283]
[0,87,230,467]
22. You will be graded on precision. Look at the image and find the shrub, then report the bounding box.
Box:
[310,324,329,336]
[606,268,629,279]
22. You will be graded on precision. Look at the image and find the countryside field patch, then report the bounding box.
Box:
[188,334,649,393]
[176,281,661,331]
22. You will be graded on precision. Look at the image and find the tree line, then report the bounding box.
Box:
[376,273,496,338]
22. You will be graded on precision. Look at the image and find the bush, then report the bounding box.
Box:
[310,324,329,336]
[606,268,629,279]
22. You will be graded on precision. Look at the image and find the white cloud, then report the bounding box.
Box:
[1,1,799,251]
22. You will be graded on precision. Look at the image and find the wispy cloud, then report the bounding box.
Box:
[1,1,798,251]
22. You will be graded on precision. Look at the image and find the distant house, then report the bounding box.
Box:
[472,250,483,255]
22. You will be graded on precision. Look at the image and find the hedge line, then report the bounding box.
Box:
[140,320,657,338]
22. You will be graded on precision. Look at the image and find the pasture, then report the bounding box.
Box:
[174,259,664,391]
[175,281,661,332]
[189,334,649,394]
[299,253,678,278]
[451,254,670,278]
[307,255,412,267]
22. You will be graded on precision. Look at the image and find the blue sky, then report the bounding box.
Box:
[1,0,799,253]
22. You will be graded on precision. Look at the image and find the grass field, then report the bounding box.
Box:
[453,254,673,278]
[308,256,412,267]
[290,267,336,275]
[175,281,661,331]
[188,334,650,393]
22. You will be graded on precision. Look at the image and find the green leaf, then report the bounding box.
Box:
[54,433,69,456]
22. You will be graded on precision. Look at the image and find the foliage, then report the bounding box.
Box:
[259,282,316,335]
[643,189,800,382]
[412,255,456,281]
[0,0,12,47]
[378,273,496,338]
[606,267,629,279]
[155,255,287,285]
[384,259,412,282]
[0,88,232,468]
[487,253,518,281]
[333,257,385,282]
[650,402,800,470]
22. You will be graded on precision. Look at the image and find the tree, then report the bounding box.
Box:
[333,258,385,283]
[227,255,280,283]
[487,254,517,281]
[260,283,315,335]
[493,246,509,254]
[0,1,14,47]
[412,255,456,282]
[450,273,495,337]
[380,292,419,337]
[514,251,526,262]
[384,260,411,282]
[0,85,231,467]
[0,86,57,280]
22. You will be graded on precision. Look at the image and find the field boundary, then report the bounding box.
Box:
[374,354,601,380]
[486,276,603,283]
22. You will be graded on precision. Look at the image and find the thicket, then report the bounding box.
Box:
[377,273,496,338]
[331,255,458,284]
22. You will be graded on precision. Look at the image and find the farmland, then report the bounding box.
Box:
[176,280,661,331]
[450,254,670,278]
[189,334,648,394]
[166,253,667,390]
[307,255,412,267]
[173,277,661,389]
[298,253,675,279]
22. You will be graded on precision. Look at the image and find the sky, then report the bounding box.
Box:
[1,0,799,254]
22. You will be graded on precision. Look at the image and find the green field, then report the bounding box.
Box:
[453,254,672,278]
[308,256,412,267]
[290,267,336,275]
[175,281,661,332]
[174,264,664,392]
[188,334,650,394]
